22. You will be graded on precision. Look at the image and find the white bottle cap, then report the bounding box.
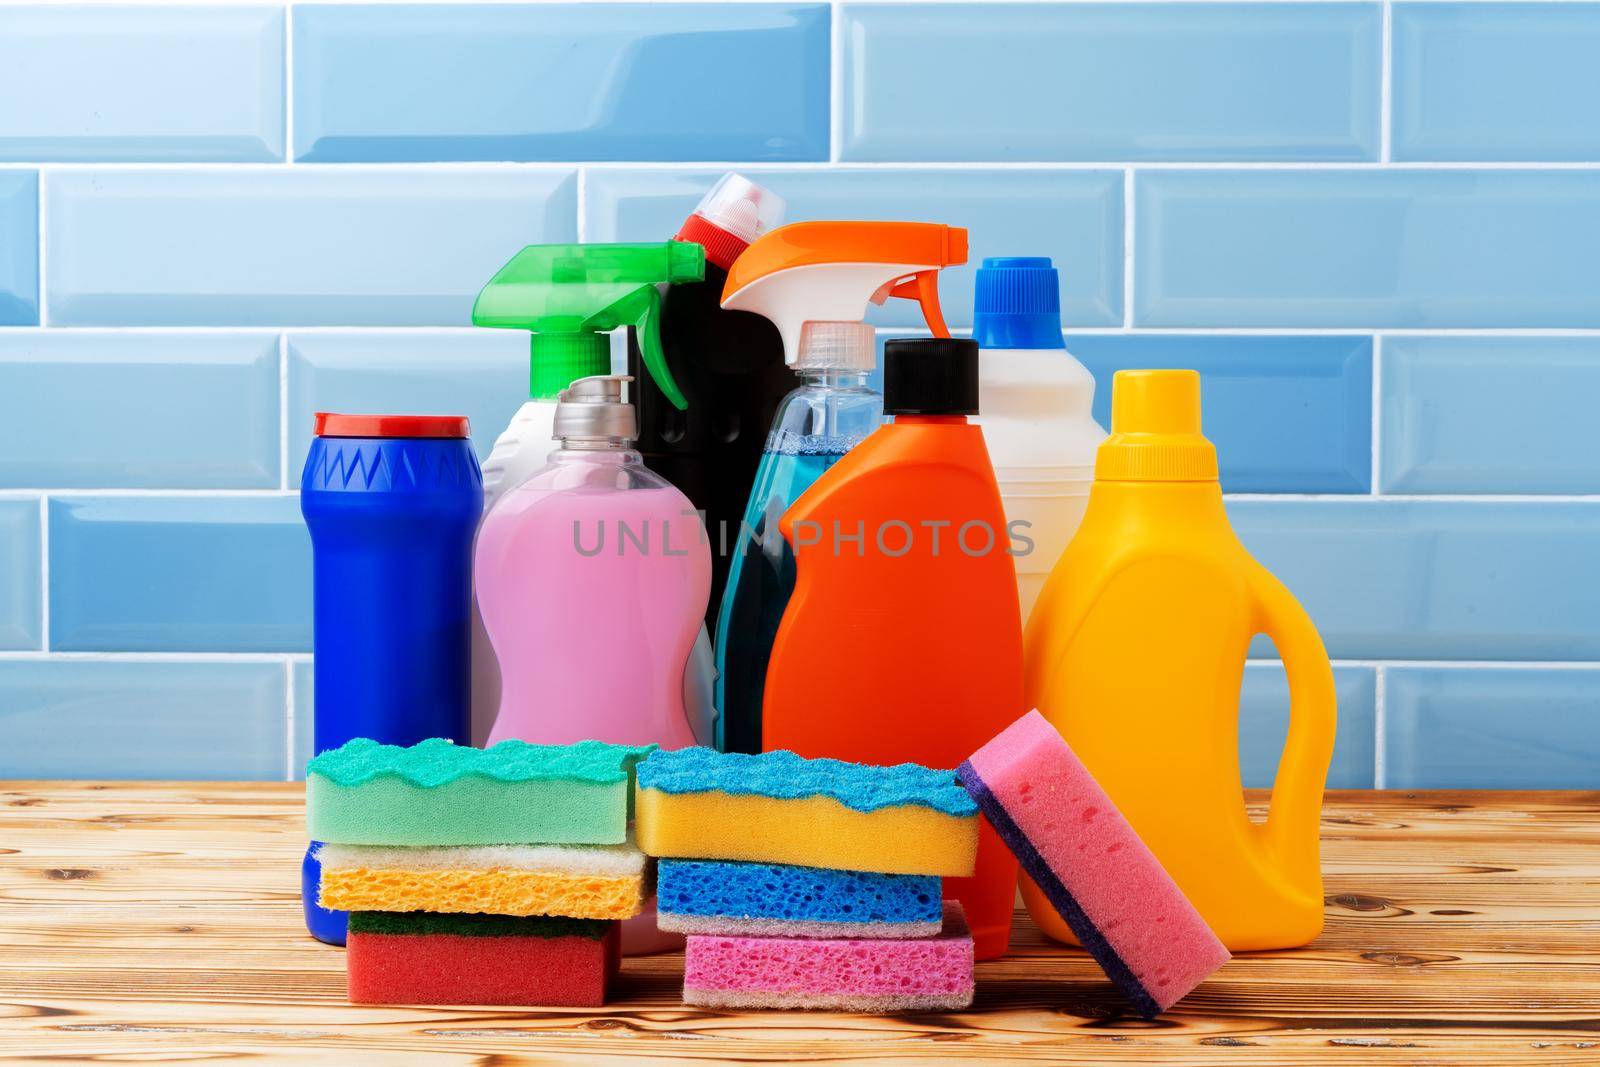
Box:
[694,173,786,246]
[795,321,876,371]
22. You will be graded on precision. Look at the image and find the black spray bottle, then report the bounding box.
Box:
[627,174,795,626]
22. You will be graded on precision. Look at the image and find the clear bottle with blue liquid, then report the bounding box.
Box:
[713,322,882,753]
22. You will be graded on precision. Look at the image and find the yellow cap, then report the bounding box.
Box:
[1094,369,1219,482]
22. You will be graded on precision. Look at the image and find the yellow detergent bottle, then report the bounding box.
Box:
[1024,369,1336,952]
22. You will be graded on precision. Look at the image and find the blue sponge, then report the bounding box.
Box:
[656,859,944,939]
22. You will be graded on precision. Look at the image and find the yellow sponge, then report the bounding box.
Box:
[316,842,649,920]
[635,748,978,877]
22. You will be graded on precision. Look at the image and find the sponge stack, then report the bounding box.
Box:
[307,737,654,1006]
[638,747,979,1012]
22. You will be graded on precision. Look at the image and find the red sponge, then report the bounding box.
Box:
[346,912,620,1007]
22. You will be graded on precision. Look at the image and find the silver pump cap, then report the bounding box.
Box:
[553,374,637,444]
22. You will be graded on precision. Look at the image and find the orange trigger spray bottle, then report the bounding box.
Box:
[745,222,1025,957]
[714,221,971,757]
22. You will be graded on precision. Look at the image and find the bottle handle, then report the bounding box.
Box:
[1248,567,1337,887]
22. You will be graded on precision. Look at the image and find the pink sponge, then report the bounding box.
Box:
[683,902,974,1013]
[958,711,1230,1018]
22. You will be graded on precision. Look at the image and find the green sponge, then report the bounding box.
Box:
[306,737,655,846]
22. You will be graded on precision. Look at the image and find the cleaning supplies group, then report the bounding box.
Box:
[307,728,1229,1015]
[300,171,1339,982]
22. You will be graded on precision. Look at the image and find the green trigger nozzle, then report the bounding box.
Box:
[472,242,706,409]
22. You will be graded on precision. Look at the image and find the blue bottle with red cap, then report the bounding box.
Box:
[298,412,482,944]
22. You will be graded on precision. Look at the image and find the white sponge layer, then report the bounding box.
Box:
[684,987,972,1012]
[659,913,941,940]
[316,839,645,878]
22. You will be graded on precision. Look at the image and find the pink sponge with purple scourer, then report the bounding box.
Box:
[958,711,1230,1018]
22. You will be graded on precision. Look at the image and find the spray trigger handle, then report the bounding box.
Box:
[720,222,967,363]
[877,270,953,338]
[631,284,687,410]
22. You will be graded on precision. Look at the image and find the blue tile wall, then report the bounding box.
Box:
[0,660,287,779]
[1136,170,1600,328]
[287,331,527,467]
[49,496,310,652]
[1381,337,1600,495]
[586,168,1125,328]
[840,3,1380,162]
[293,4,829,163]
[1,1,1596,783]
[0,500,42,650]
[0,171,39,325]
[1070,335,1371,493]
[1232,500,1600,661]
[0,332,280,488]
[0,6,284,162]
[1385,668,1600,789]
[1393,3,1600,163]
[1241,664,1376,789]
[292,659,314,779]
[46,169,577,326]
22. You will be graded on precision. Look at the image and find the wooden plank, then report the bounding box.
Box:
[0,784,1597,1064]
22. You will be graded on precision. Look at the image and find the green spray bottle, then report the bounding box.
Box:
[469,241,714,770]
[472,241,705,509]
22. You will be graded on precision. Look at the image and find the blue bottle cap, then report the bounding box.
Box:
[972,256,1066,350]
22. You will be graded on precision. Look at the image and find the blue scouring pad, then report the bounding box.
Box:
[656,858,943,938]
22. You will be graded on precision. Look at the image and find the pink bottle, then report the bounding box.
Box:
[476,375,708,752]
[476,375,708,956]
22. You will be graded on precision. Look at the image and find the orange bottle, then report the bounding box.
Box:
[1024,369,1336,951]
[764,338,1024,960]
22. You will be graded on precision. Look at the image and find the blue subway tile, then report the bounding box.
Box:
[1393,3,1600,162]
[49,496,310,652]
[46,169,576,326]
[287,331,527,468]
[841,2,1379,162]
[1385,668,1600,789]
[0,171,38,325]
[586,168,1124,328]
[1070,334,1371,493]
[292,659,313,779]
[1136,170,1600,328]
[0,332,279,489]
[1382,336,1600,494]
[1241,664,1375,789]
[0,500,41,650]
[0,660,287,779]
[294,4,829,162]
[1230,499,1600,661]
[0,6,283,162]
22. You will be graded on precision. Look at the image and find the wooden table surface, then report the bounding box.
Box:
[2,783,1598,1065]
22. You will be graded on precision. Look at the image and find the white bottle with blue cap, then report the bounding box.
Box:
[973,256,1107,621]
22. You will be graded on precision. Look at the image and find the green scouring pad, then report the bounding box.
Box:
[306,737,655,846]
[347,911,611,939]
